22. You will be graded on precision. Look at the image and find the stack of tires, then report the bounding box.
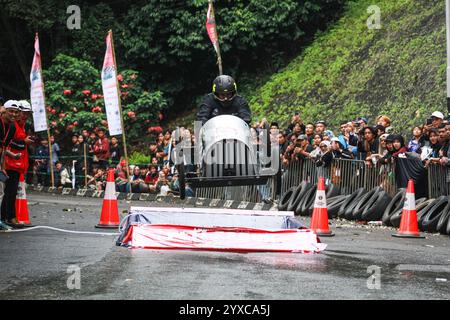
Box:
[382,190,450,235]
[278,182,450,235]
[278,183,392,222]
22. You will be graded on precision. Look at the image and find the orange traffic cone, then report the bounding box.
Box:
[16,173,32,226]
[392,179,425,238]
[95,169,120,229]
[310,177,334,237]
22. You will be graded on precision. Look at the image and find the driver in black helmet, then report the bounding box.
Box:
[196,75,252,125]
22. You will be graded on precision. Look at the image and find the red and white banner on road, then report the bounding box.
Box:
[123,224,327,253]
[101,31,123,136]
[30,34,48,132]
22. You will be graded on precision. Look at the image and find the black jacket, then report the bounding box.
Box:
[196,93,252,125]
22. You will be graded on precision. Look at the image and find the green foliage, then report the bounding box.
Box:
[1,0,344,126]
[43,54,167,146]
[129,151,150,167]
[249,0,447,135]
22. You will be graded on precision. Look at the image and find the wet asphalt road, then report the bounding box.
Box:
[0,192,449,300]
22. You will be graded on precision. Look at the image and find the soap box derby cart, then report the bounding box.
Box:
[173,115,282,200]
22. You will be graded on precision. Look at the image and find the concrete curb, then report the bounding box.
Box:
[27,187,278,211]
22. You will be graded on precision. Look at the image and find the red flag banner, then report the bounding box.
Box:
[29,34,48,132]
[206,1,219,54]
[101,31,123,136]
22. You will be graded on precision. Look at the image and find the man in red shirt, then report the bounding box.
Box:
[93,128,110,170]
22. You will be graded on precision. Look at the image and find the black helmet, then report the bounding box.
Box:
[212,75,237,106]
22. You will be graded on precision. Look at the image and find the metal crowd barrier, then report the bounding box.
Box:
[427,163,450,199]
[281,158,398,197]
[27,154,450,202]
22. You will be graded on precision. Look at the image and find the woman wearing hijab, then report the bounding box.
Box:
[392,134,408,158]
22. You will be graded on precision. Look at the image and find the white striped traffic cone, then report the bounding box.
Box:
[392,179,424,238]
[95,169,120,229]
[16,173,32,226]
[310,177,334,237]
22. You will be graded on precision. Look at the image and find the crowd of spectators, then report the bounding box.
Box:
[267,111,450,171]
[19,106,450,197]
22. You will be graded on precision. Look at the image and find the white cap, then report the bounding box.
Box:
[320,141,331,147]
[330,137,340,143]
[431,111,444,119]
[18,100,33,112]
[4,100,20,109]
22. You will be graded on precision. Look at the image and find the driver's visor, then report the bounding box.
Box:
[215,91,236,101]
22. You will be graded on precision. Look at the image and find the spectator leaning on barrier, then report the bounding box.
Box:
[144,165,158,185]
[315,140,332,168]
[86,131,97,171]
[330,137,353,160]
[368,133,389,164]
[50,135,59,167]
[304,123,315,145]
[70,133,83,187]
[114,162,130,193]
[293,134,314,161]
[338,122,358,156]
[34,138,50,185]
[55,161,71,188]
[110,136,122,167]
[408,126,426,154]
[130,166,148,193]
[358,126,379,164]
[93,128,110,170]
[379,135,395,165]
[391,134,408,158]
[437,124,448,150]
[309,134,323,160]
[423,129,442,167]
[278,132,288,158]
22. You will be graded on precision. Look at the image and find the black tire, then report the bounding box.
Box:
[446,211,450,235]
[298,185,317,216]
[437,206,450,234]
[337,188,366,218]
[326,184,341,199]
[361,190,392,221]
[351,187,381,220]
[287,181,313,212]
[328,195,349,219]
[417,198,440,228]
[278,186,295,211]
[308,195,347,218]
[344,190,369,220]
[421,197,450,233]
[382,189,406,226]
[390,198,433,228]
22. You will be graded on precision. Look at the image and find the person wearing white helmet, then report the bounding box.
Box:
[1,99,36,228]
[0,100,21,229]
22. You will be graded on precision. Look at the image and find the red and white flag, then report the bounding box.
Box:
[101,31,123,136]
[206,1,219,55]
[29,34,48,132]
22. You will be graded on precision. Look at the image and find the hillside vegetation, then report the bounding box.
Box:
[249,0,447,134]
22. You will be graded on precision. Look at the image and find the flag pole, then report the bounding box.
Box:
[109,30,130,191]
[207,0,223,75]
[35,33,55,188]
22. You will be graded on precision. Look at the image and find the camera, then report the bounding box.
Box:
[426,118,432,125]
